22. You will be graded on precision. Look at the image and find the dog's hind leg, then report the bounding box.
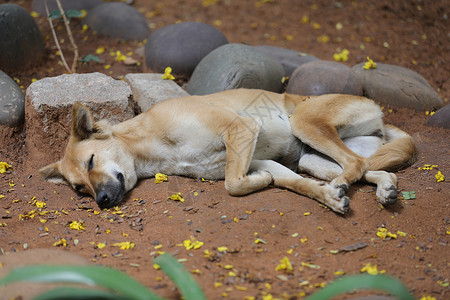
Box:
[289,97,381,191]
[298,136,399,205]
[368,124,417,171]
[362,171,398,204]
[250,160,350,214]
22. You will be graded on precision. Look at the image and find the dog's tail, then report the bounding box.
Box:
[369,124,417,171]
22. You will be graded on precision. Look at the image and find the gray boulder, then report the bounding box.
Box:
[145,22,228,77]
[255,45,319,77]
[286,60,363,96]
[31,0,103,14]
[187,43,285,95]
[427,105,450,129]
[25,73,134,166]
[352,63,443,111]
[125,73,189,112]
[0,4,44,73]
[0,70,25,127]
[82,2,150,41]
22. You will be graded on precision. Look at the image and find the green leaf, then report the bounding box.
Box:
[401,191,416,200]
[0,265,163,300]
[79,54,101,63]
[48,9,61,19]
[33,287,127,300]
[154,253,207,300]
[65,9,83,19]
[305,274,414,300]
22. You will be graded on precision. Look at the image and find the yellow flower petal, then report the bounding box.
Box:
[96,46,105,55]
[162,66,175,80]
[420,296,436,300]
[363,56,377,70]
[155,173,168,183]
[113,241,135,250]
[0,162,11,173]
[183,236,204,250]
[115,51,127,62]
[377,227,397,239]
[69,220,85,230]
[275,256,293,272]
[361,263,385,275]
[333,49,349,62]
[53,238,67,247]
[35,201,46,208]
[435,171,445,182]
[168,192,184,202]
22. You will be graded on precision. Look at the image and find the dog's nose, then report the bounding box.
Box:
[96,190,109,207]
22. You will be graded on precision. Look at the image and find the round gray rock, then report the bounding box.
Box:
[82,2,150,41]
[187,44,285,95]
[145,22,228,77]
[255,45,319,77]
[0,70,25,127]
[31,0,103,14]
[286,60,363,96]
[0,4,44,73]
[427,104,450,129]
[352,63,443,111]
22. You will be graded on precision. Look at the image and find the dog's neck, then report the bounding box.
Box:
[108,114,172,177]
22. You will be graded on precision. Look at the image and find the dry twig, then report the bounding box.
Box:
[44,0,79,73]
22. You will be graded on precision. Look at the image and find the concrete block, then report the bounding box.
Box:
[125,73,189,112]
[25,72,134,166]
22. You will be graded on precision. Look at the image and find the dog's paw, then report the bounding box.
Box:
[330,178,349,193]
[375,173,398,205]
[377,182,398,205]
[322,184,350,214]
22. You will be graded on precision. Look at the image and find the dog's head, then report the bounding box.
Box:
[39,103,137,208]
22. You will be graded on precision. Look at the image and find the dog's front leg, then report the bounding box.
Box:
[250,160,350,214]
[223,118,273,196]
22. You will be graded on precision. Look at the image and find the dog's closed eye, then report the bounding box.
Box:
[74,184,84,192]
[88,154,94,171]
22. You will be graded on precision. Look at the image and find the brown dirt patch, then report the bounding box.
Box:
[1,0,449,299]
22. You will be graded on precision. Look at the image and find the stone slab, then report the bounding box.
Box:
[25,72,134,166]
[125,73,189,112]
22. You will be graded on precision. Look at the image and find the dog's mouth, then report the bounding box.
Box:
[95,172,126,208]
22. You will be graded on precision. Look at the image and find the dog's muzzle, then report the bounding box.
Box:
[95,172,126,208]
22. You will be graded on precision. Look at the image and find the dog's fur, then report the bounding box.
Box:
[39,89,416,213]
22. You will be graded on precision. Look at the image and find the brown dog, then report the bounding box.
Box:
[39,89,416,213]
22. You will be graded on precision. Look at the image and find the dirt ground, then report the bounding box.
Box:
[1,0,449,299]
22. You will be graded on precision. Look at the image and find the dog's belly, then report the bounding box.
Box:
[253,113,299,166]
[140,106,298,180]
[173,142,228,180]
[170,113,297,179]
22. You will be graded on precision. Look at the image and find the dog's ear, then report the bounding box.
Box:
[92,120,113,140]
[71,102,95,140]
[39,161,67,184]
